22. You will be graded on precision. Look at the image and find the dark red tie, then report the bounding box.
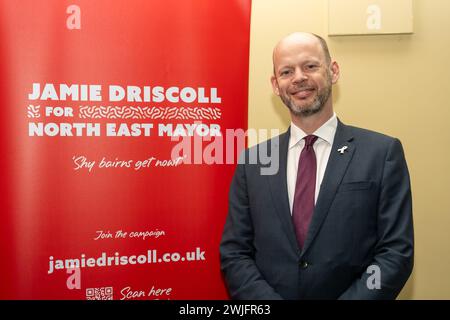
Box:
[292,135,318,249]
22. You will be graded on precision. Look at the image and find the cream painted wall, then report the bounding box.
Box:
[248,0,450,299]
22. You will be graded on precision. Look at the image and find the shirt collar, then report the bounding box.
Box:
[289,113,338,149]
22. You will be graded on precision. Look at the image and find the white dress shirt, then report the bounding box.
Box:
[287,113,338,214]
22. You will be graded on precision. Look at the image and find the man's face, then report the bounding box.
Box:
[271,37,338,117]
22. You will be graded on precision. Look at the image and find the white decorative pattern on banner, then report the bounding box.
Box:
[79,106,221,120]
[27,105,41,118]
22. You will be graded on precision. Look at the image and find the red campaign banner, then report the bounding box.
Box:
[0,0,251,299]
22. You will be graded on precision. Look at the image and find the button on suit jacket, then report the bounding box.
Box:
[220,120,414,300]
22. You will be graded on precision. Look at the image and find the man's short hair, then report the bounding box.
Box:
[312,33,332,65]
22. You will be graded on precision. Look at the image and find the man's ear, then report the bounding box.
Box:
[330,61,340,84]
[271,75,280,96]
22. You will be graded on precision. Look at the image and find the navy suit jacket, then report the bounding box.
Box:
[220,120,414,299]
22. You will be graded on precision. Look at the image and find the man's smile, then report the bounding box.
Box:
[291,88,315,99]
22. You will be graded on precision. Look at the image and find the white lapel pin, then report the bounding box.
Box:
[337,146,348,154]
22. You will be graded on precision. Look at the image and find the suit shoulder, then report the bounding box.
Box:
[238,131,287,167]
[245,131,286,153]
[346,125,399,146]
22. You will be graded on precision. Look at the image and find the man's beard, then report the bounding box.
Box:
[280,77,332,117]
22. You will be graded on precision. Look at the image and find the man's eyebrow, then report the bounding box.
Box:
[303,59,321,64]
[276,63,295,71]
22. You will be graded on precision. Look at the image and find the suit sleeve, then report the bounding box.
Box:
[339,138,414,300]
[220,160,283,300]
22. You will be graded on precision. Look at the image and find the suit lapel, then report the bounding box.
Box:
[300,120,355,256]
[267,129,300,254]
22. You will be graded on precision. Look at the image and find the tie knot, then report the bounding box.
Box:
[304,135,318,148]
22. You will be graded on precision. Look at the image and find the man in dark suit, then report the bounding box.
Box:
[220,32,414,299]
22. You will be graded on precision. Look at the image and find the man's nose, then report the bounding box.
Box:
[292,68,307,84]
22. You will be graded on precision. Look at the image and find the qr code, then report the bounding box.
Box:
[86,287,113,300]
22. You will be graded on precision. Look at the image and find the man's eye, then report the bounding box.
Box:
[280,70,291,76]
[306,64,318,70]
